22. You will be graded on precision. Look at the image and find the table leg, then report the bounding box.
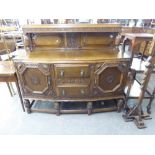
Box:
[6,82,13,97]
[24,99,31,114]
[15,81,25,112]
[141,41,149,60]
[54,102,60,116]
[131,38,136,61]
[9,82,16,95]
[87,102,93,115]
[147,88,155,114]
[122,37,127,53]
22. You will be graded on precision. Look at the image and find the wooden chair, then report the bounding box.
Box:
[123,34,155,128]
[0,31,17,96]
[135,60,155,114]
[0,61,25,111]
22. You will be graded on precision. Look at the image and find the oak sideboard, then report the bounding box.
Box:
[14,24,131,115]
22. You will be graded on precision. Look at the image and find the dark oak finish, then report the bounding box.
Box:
[15,24,131,115]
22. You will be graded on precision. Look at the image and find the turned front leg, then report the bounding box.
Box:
[87,102,93,115]
[117,99,124,112]
[24,99,31,114]
[54,102,60,116]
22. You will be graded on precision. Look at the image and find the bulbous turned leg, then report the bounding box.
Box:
[24,99,31,114]
[87,102,93,115]
[54,102,60,116]
[117,99,124,112]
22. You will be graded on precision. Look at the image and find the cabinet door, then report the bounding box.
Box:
[16,63,54,98]
[94,62,129,95]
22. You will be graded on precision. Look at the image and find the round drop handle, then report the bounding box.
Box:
[62,89,65,96]
[80,70,84,77]
[60,70,64,77]
[81,89,85,95]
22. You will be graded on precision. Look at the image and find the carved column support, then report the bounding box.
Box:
[24,99,31,114]
[54,102,60,116]
[122,37,126,53]
[87,102,93,115]
[26,33,35,51]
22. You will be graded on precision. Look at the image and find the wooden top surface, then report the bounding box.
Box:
[14,48,130,63]
[0,61,15,76]
[0,26,17,32]
[123,33,153,38]
[22,24,122,33]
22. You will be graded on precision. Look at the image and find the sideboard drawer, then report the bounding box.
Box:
[55,64,90,78]
[57,86,89,97]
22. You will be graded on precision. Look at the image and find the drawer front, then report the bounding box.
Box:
[57,86,89,98]
[55,64,90,78]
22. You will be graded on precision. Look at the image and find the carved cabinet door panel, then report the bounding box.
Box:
[94,62,129,95]
[15,63,54,98]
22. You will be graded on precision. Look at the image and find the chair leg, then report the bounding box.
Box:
[147,88,155,114]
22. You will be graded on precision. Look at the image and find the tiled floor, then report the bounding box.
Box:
[0,82,155,135]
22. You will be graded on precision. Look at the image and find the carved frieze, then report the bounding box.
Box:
[66,33,81,48]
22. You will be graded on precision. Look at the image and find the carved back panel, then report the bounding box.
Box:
[25,32,118,51]
[23,24,121,52]
[81,32,117,48]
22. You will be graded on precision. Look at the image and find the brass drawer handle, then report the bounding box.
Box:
[81,89,85,94]
[80,70,84,77]
[60,70,64,77]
